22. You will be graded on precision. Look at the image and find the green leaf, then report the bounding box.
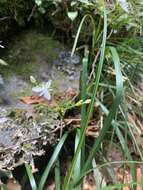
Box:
[38,6,46,14]
[72,44,124,188]
[77,0,91,5]
[35,0,42,6]
[55,159,61,190]
[38,133,68,190]
[67,11,78,21]
[25,164,37,190]
[0,59,8,66]
[82,46,123,174]
[63,6,107,190]
[73,129,81,189]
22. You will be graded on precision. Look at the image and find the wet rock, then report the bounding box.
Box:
[58,51,80,65]
[0,75,4,85]
[0,80,12,106]
[51,50,81,88]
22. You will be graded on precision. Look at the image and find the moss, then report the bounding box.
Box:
[11,85,32,99]
[0,30,64,79]
[8,108,24,118]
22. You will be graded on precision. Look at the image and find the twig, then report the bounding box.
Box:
[27,5,37,22]
[88,50,100,82]
[51,122,65,133]
[0,17,10,21]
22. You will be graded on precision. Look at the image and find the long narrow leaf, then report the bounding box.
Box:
[25,164,37,190]
[96,100,136,181]
[63,6,107,190]
[38,133,68,190]
[71,14,96,56]
[80,48,89,167]
[82,46,123,174]
[55,159,61,190]
[73,46,123,187]
[73,129,81,190]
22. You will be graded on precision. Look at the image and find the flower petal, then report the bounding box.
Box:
[32,86,43,93]
[43,89,51,100]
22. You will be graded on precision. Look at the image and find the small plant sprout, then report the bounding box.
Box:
[0,59,8,66]
[32,80,52,100]
[30,76,37,84]
[75,99,91,107]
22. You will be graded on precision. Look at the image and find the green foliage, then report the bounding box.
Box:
[1,0,143,190]
[33,0,143,38]
[0,0,33,36]
[1,0,142,39]
[25,133,68,190]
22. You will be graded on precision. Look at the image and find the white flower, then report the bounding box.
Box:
[0,41,4,48]
[119,0,130,13]
[32,80,52,100]
[0,45,4,48]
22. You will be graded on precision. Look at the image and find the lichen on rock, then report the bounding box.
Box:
[0,105,62,170]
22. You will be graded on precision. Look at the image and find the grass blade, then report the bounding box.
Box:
[82,46,123,173]
[80,47,89,167]
[55,159,61,190]
[93,100,136,187]
[63,6,107,190]
[73,46,123,187]
[71,15,96,57]
[38,133,68,190]
[25,164,37,190]
[92,158,106,189]
[73,129,81,190]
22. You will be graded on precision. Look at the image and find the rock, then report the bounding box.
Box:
[0,31,81,170]
[58,51,80,65]
[0,107,59,169]
[0,84,11,106]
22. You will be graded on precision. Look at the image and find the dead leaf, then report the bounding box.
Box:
[6,179,21,190]
[83,174,96,190]
[116,166,143,190]
[55,88,77,102]
[65,88,77,99]
[64,118,81,125]
[20,95,48,104]
[136,167,142,190]
[64,118,100,137]
[46,183,55,190]
[45,178,55,190]
[20,95,57,107]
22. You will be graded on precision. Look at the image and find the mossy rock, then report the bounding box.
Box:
[1,30,64,79]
